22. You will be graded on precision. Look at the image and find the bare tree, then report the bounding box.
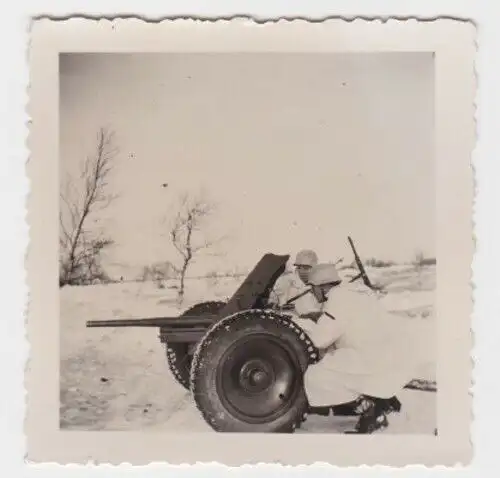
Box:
[167,192,226,303]
[59,127,119,286]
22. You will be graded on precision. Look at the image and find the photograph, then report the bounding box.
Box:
[58,51,437,435]
[26,18,475,465]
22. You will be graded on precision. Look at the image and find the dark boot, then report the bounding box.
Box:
[387,396,402,413]
[352,396,391,434]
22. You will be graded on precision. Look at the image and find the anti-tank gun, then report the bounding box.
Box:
[87,238,391,432]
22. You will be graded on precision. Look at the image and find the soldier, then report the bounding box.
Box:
[269,249,321,319]
[302,263,421,433]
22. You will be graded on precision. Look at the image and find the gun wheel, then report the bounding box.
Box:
[190,309,318,433]
[163,301,226,390]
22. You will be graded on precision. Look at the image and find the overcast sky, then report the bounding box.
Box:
[59,52,435,276]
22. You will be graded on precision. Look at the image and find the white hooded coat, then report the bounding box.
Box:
[302,284,422,406]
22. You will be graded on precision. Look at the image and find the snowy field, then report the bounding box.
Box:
[60,264,437,434]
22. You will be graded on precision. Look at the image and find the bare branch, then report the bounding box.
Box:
[59,127,120,286]
[165,190,228,303]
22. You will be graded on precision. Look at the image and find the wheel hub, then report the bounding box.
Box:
[239,359,273,392]
[215,333,302,424]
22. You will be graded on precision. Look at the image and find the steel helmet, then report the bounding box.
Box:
[308,263,341,286]
[293,249,318,267]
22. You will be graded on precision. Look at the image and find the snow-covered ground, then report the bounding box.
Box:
[60,264,437,434]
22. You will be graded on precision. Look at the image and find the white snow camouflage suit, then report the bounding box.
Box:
[299,284,422,406]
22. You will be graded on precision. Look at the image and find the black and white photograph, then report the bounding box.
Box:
[26,18,475,465]
[58,50,438,435]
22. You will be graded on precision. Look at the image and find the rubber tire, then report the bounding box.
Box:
[163,301,226,390]
[190,309,319,433]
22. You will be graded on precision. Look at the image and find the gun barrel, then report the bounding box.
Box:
[86,315,217,328]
